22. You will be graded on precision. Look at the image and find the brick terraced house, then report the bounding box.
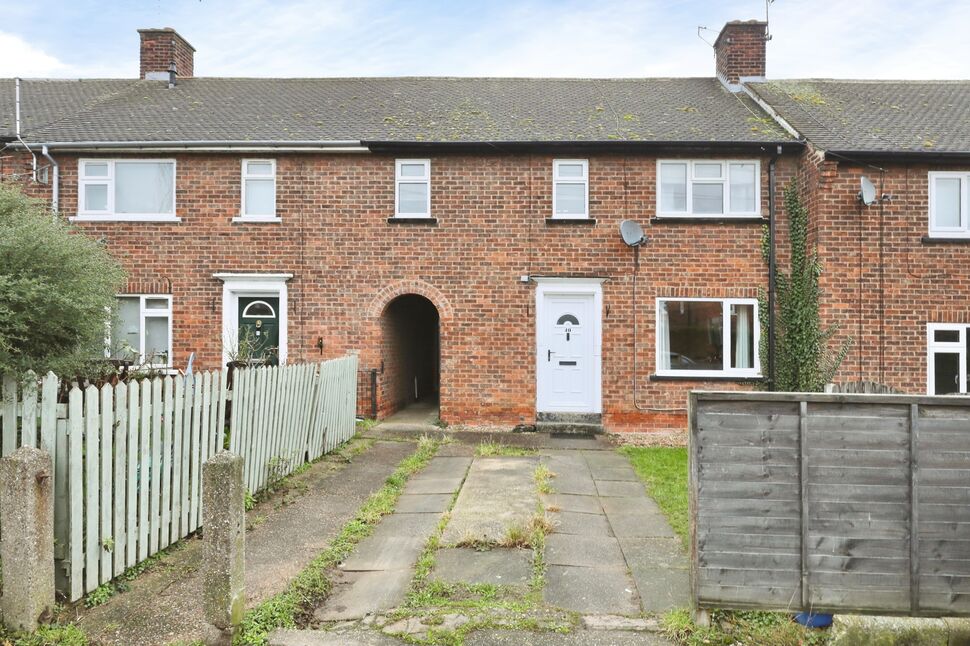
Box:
[1,21,968,434]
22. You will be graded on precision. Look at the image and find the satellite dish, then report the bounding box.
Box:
[859,176,877,206]
[620,219,646,247]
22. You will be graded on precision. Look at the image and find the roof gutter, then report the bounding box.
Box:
[825,149,970,162]
[10,140,369,153]
[364,140,803,154]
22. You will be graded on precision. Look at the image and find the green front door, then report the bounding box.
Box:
[238,297,280,365]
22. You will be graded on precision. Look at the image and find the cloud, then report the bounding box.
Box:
[0,32,71,77]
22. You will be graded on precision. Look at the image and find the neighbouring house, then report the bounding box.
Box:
[1,21,967,434]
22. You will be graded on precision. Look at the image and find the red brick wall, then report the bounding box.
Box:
[803,152,970,393]
[714,21,767,85]
[2,151,795,433]
[138,29,194,78]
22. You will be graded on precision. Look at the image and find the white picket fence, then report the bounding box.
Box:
[0,356,358,602]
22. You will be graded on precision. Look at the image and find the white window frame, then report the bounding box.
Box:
[928,171,970,238]
[107,294,174,368]
[235,159,280,223]
[73,159,179,222]
[656,159,761,218]
[927,323,968,395]
[655,297,761,378]
[394,159,431,218]
[552,159,590,219]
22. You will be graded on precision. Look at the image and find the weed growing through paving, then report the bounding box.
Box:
[234,434,442,645]
[81,540,189,608]
[475,438,536,457]
[533,463,555,494]
[662,608,829,646]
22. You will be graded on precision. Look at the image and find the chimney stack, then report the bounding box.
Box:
[714,20,767,91]
[138,28,195,80]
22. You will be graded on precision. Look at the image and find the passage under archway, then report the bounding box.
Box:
[380,293,440,417]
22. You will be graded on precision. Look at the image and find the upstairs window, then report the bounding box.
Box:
[657,160,760,217]
[929,172,969,237]
[108,295,172,367]
[395,159,431,218]
[240,159,277,220]
[552,159,589,218]
[656,298,760,378]
[78,159,176,220]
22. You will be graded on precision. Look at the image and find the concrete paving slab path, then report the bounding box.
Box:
[269,628,401,645]
[595,480,648,498]
[545,534,627,569]
[314,569,415,621]
[543,565,640,615]
[548,510,614,537]
[395,493,453,513]
[432,547,532,586]
[404,476,466,494]
[441,456,538,545]
[541,493,602,514]
[339,536,427,571]
[74,440,414,646]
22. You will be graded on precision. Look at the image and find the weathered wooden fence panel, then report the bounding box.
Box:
[690,391,970,618]
[228,355,358,492]
[0,356,357,603]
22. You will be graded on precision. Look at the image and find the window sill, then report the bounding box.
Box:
[649,373,764,382]
[70,215,182,223]
[922,236,970,244]
[387,217,438,225]
[651,216,767,224]
[232,216,283,224]
[545,218,596,225]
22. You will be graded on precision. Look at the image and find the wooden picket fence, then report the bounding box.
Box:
[228,355,359,492]
[0,356,358,602]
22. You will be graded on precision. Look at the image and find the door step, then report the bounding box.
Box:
[536,421,604,435]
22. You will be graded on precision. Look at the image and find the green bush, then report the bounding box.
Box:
[0,183,126,376]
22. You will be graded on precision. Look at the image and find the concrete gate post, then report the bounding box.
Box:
[0,446,55,631]
[202,451,246,643]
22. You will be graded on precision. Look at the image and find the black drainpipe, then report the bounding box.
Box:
[767,146,781,390]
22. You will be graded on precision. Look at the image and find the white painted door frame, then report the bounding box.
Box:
[215,273,293,365]
[534,277,604,414]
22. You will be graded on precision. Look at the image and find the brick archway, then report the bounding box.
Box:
[365,279,453,321]
[363,280,452,420]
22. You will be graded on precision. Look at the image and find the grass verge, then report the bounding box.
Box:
[619,446,688,546]
[234,434,441,645]
[662,608,829,646]
[0,623,88,646]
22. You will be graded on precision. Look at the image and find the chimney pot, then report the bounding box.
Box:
[138,28,195,80]
[714,20,767,91]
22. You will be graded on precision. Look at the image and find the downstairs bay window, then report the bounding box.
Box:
[928,324,969,395]
[108,295,173,368]
[656,298,760,377]
[76,159,177,221]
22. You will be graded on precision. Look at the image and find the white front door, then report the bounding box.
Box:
[536,289,599,413]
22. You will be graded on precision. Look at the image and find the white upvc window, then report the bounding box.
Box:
[657,160,760,217]
[108,295,173,368]
[927,324,969,395]
[656,297,760,378]
[395,159,431,218]
[552,159,589,218]
[76,159,177,221]
[237,159,278,221]
[928,172,970,238]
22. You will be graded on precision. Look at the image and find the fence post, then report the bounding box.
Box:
[0,447,55,631]
[202,451,245,642]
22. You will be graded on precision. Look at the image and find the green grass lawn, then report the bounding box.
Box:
[619,446,688,547]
